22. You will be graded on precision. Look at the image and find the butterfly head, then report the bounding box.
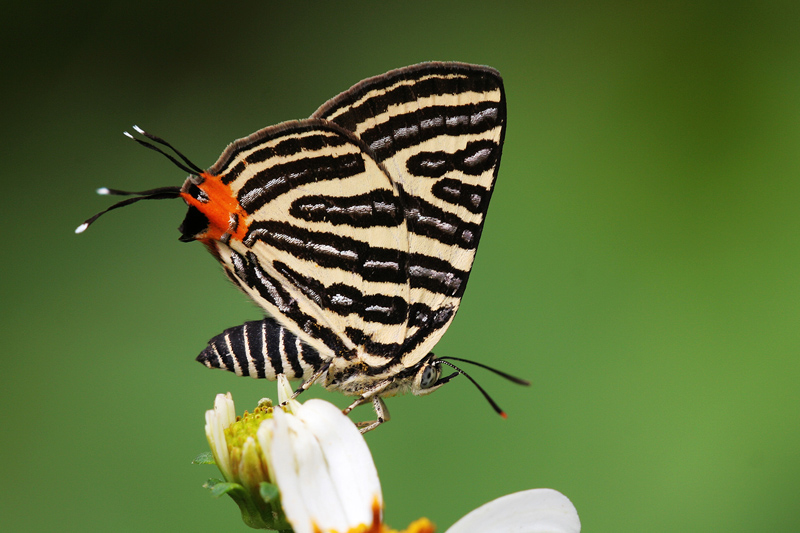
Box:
[409,355,448,396]
[178,174,248,247]
[410,355,532,418]
[75,127,244,249]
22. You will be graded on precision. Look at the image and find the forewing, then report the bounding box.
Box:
[313,62,506,367]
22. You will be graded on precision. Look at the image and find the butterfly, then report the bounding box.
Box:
[78,62,528,431]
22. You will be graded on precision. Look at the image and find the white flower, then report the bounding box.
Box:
[259,399,382,533]
[202,376,382,531]
[265,414,581,533]
[202,377,579,532]
[444,488,581,533]
[204,377,302,489]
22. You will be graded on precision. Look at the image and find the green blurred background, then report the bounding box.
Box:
[3,1,800,531]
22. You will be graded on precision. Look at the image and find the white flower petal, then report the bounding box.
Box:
[277,374,302,413]
[258,417,276,481]
[265,408,349,533]
[259,400,380,533]
[204,393,235,481]
[295,399,382,526]
[444,488,580,533]
[220,392,237,426]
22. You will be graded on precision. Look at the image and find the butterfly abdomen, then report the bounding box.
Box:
[197,317,326,381]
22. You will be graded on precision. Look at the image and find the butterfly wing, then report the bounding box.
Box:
[313,62,506,368]
[186,121,412,372]
[190,63,506,394]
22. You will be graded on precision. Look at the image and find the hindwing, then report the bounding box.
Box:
[200,123,413,367]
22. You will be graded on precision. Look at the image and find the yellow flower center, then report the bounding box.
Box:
[225,401,273,449]
[223,401,275,484]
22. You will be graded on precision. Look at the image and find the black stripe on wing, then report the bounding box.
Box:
[313,62,502,132]
[229,250,357,360]
[243,222,469,297]
[221,133,350,185]
[289,189,403,228]
[244,221,408,285]
[361,102,503,163]
[213,126,352,184]
[429,179,492,215]
[237,152,367,214]
[342,304,455,368]
[409,253,469,297]
[273,260,409,325]
[324,73,493,132]
[406,139,501,179]
[401,189,484,249]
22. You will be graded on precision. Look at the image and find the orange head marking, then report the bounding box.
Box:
[180,172,249,244]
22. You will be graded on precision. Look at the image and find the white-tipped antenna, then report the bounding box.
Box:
[122,126,203,174]
[76,127,198,235]
[75,186,182,235]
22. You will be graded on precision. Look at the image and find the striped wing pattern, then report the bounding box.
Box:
[192,62,506,398]
[314,63,506,370]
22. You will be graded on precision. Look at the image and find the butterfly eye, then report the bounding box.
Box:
[178,205,210,242]
[420,364,441,389]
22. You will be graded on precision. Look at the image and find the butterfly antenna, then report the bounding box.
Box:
[123,128,199,175]
[131,125,204,174]
[75,187,181,234]
[76,128,202,234]
[435,359,511,419]
[96,186,187,197]
[439,356,531,386]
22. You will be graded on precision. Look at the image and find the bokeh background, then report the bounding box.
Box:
[3,2,800,531]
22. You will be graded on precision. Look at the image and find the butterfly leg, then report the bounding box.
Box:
[353,397,390,434]
[342,377,391,414]
[277,361,332,410]
[289,360,332,399]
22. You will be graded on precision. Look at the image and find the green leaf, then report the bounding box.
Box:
[258,482,291,531]
[208,481,244,498]
[192,451,216,465]
[259,482,280,504]
[202,478,292,530]
[203,478,224,490]
[203,478,245,499]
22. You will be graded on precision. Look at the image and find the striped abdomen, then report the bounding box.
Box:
[196,317,326,381]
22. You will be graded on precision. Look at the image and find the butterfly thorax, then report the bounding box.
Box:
[323,351,443,399]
